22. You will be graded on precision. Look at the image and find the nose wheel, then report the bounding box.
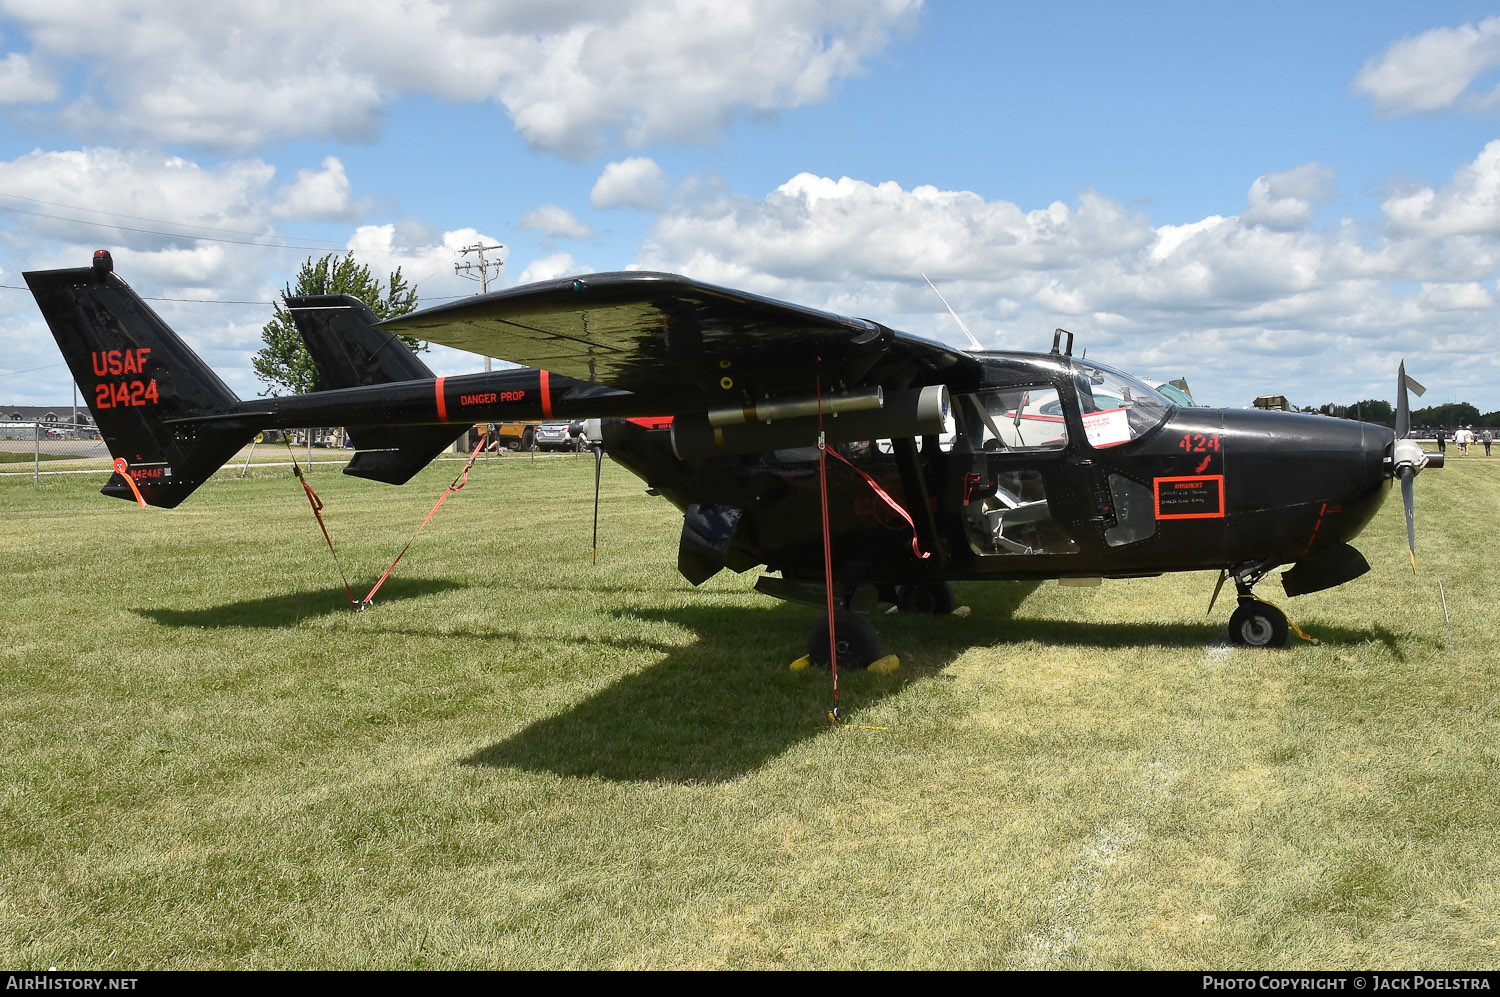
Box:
[1219,560,1292,648]
[1228,597,1289,647]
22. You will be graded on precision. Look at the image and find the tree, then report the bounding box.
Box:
[253,253,424,396]
[1349,399,1393,425]
[1412,401,1481,428]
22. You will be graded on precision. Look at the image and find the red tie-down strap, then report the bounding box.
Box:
[361,432,488,608]
[290,456,358,607]
[112,457,149,508]
[822,446,932,560]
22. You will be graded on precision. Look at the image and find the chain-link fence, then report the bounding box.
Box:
[0,423,543,487]
[0,422,363,484]
[0,421,114,483]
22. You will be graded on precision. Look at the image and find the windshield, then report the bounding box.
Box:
[1072,361,1172,448]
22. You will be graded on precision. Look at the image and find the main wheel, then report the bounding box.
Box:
[807,610,881,669]
[896,581,957,615]
[1228,600,1289,648]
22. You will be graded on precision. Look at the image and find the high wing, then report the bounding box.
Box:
[380,272,982,409]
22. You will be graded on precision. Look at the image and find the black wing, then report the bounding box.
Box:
[381,272,980,408]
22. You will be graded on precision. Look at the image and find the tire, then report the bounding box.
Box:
[1228,600,1289,648]
[807,610,881,669]
[896,581,957,615]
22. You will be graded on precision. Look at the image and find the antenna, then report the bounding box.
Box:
[921,273,985,352]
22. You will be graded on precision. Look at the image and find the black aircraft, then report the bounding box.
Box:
[26,251,1442,664]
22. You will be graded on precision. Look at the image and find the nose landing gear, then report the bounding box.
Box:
[1220,559,1292,648]
[1228,596,1289,647]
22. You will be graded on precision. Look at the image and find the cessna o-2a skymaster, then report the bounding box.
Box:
[27,251,1440,666]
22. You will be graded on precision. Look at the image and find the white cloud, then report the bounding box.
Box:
[1353,16,1500,116]
[0,147,278,270]
[590,157,671,210]
[0,51,57,103]
[2,0,922,155]
[520,203,595,241]
[517,252,590,285]
[271,157,364,223]
[1242,163,1335,231]
[640,172,1155,285]
[1381,139,1500,236]
[633,164,1500,407]
[346,224,511,300]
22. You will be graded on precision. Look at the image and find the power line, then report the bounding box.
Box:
[1,191,343,244]
[0,192,451,254]
[0,362,67,378]
[1,282,468,305]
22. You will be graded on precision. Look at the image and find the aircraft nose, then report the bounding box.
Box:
[1213,408,1392,549]
[1338,421,1396,538]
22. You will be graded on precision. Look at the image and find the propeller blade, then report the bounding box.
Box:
[1395,360,1411,439]
[591,442,604,564]
[1400,465,1416,572]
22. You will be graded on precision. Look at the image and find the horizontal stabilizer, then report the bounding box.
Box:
[342,426,471,484]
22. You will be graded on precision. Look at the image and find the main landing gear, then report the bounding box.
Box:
[807,610,881,669]
[805,581,957,669]
[1224,561,1290,648]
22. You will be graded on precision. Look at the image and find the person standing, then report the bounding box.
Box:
[1435,428,1446,455]
[1484,428,1493,457]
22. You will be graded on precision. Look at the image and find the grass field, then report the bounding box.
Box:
[1,452,1496,969]
[0,451,69,464]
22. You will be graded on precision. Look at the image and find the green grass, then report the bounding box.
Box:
[0,451,71,464]
[1,454,1496,969]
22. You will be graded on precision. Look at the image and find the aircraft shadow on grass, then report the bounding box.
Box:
[132,577,464,629]
[462,580,1393,783]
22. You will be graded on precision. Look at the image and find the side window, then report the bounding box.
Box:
[954,386,1068,453]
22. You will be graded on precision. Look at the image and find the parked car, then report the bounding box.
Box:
[533,421,585,452]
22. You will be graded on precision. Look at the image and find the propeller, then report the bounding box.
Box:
[1391,360,1438,572]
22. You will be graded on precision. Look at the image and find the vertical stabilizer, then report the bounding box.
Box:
[287,294,466,484]
[24,252,254,507]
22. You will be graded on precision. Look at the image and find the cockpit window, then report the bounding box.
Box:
[1073,362,1172,448]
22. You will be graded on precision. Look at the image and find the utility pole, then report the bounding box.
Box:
[455,243,504,373]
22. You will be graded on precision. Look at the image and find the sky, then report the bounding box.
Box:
[4,0,1500,413]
